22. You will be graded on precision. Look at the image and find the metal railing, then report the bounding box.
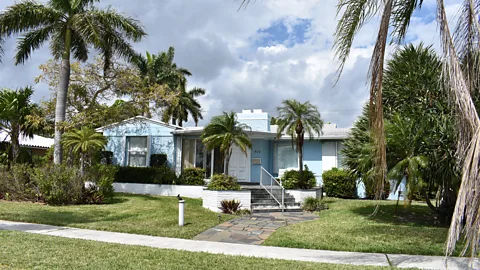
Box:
[260,167,285,212]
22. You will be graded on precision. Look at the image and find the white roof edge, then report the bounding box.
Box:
[96,116,183,132]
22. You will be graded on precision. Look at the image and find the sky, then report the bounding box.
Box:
[0,0,463,127]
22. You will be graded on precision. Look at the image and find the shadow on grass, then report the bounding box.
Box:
[351,203,449,228]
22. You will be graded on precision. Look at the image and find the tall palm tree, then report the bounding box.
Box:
[62,127,107,174]
[134,48,192,116]
[201,112,252,175]
[162,87,205,126]
[0,87,36,163]
[0,0,146,165]
[276,100,323,188]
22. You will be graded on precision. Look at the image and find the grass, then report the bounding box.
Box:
[265,198,461,256]
[0,193,233,239]
[0,230,400,270]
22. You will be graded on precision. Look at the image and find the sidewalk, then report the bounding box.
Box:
[0,220,477,270]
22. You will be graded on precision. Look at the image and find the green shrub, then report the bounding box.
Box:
[322,168,357,198]
[302,196,328,212]
[281,165,317,189]
[32,165,85,205]
[0,164,38,201]
[180,168,205,186]
[364,179,391,200]
[219,199,241,214]
[207,174,241,190]
[150,154,168,167]
[114,166,178,185]
[86,164,117,201]
[94,151,113,165]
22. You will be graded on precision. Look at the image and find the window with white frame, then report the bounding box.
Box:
[274,143,298,173]
[127,136,148,167]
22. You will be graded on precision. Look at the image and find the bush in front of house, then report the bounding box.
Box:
[150,154,168,168]
[114,166,178,185]
[180,168,205,185]
[207,174,241,190]
[281,165,317,189]
[32,165,85,205]
[302,196,328,212]
[86,164,117,200]
[0,164,38,201]
[322,168,357,199]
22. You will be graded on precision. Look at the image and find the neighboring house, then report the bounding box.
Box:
[97,109,349,186]
[0,130,54,156]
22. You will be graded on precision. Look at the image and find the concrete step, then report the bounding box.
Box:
[250,194,296,200]
[252,205,303,213]
[251,202,301,208]
[251,199,296,204]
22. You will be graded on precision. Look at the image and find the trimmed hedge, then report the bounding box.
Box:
[281,165,317,189]
[322,168,356,199]
[180,168,205,186]
[114,166,178,185]
[207,174,241,190]
[150,154,168,168]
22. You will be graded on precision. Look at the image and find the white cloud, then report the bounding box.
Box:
[0,0,465,128]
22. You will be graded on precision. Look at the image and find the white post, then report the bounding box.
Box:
[179,200,185,226]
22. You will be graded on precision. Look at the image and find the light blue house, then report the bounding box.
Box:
[97,109,350,187]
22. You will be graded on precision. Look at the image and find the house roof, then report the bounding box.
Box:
[95,116,183,132]
[173,125,351,140]
[0,130,53,149]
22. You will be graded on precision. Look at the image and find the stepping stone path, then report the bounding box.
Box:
[193,212,319,245]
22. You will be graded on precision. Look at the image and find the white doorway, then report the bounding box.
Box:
[228,145,251,182]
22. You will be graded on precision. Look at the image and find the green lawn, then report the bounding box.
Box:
[265,198,460,256]
[0,193,233,239]
[0,230,399,270]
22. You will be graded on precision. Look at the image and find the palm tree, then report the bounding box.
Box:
[134,48,192,116]
[201,112,252,175]
[276,100,323,188]
[62,127,107,174]
[0,87,36,163]
[162,87,205,126]
[386,115,428,201]
[0,0,146,165]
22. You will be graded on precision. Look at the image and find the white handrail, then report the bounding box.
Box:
[260,167,285,212]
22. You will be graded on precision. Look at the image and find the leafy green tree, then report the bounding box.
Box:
[0,87,37,163]
[342,44,462,216]
[385,115,428,201]
[0,0,146,165]
[276,100,323,188]
[62,127,107,174]
[201,112,252,175]
[162,87,205,126]
[134,48,192,116]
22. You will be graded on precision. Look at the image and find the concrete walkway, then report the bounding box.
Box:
[193,212,319,244]
[0,220,477,270]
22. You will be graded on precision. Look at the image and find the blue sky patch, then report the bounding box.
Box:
[253,18,312,48]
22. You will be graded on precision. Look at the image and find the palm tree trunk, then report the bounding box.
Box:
[10,125,20,163]
[80,152,85,176]
[53,27,72,165]
[225,147,232,175]
[298,132,304,188]
[172,118,177,125]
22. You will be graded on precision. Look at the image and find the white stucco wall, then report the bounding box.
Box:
[286,189,322,203]
[113,183,204,198]
[202,190,251,212]
[322,141,337,174]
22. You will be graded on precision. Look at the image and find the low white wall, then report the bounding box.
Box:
[113,183,204,198]
[286,189,322,204]
[202,190,251,213]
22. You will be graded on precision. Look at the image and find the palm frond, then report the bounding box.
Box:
[436,0,480,257]
[0,1,63,38]
[15,24,56,64]
[391,0,423,43]
[333,0,380,78]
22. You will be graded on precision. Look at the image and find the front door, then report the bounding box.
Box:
[228,145,250,182]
